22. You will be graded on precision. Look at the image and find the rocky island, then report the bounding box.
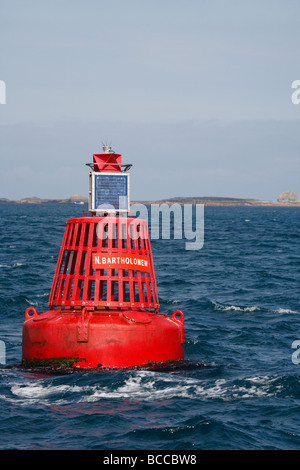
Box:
[0,194,88,204]
[276,191,300,204]
[136,191,300,207]
[0,192,300,206]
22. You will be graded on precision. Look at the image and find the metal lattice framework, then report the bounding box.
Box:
[48,216,159,312]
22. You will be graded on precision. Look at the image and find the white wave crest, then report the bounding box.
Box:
[6,371,283,406]
[0,262,26,269]
[212,300,260,313]
[25,299,38,306]
[275,308,298,314]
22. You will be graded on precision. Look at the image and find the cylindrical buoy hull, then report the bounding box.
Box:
[22,308,184,368]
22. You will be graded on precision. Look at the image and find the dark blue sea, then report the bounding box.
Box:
[0,202,299,451]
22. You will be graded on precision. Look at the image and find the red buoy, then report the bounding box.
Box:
[22,146,185,368]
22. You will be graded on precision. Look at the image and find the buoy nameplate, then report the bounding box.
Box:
[92,253,150,272]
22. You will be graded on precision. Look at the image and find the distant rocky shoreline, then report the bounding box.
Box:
[135,196,300,207]
[0,194,88,205]
[139,191,300,206]
[1,192,300,207]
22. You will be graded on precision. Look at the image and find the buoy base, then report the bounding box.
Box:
[22,308,184,368]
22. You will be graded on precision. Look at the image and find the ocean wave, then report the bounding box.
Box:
[275,308,299,314]
[0,294,41,307]
[0,262,26,269]
[25,299,38,306]
[35,293,49,298]
[162,299,181,305]
[212,300,261,313]
[6,371,285,406]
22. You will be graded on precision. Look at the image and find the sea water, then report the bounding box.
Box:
[0,203,299,450]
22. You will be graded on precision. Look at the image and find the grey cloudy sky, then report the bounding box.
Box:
[1,0,300,201]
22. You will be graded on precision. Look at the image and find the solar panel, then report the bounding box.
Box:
[89,172,130,213]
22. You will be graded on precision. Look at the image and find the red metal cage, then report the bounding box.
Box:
[48,216,159,312]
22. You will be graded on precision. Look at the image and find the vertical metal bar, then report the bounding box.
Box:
[117,219,124,304]
[49,222,71,307]
[72,221,86,303]
[144,221,159,310]
[82,220,96,302]
[141,222,152,308]
[134,221,144,305]
[106,219,114,303]
[127,220,135,305]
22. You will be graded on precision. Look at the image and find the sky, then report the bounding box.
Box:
[1,0,300,201]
